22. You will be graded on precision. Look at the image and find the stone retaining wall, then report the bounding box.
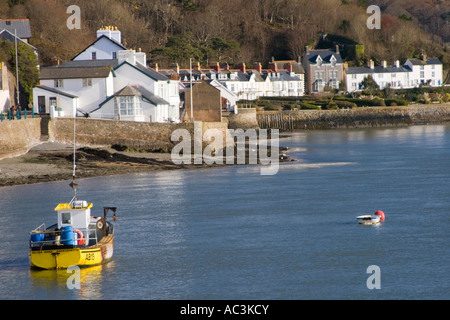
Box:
[0,118,41,159]
[257,104,450,130]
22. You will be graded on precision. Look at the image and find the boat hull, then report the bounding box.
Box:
[30,235,113,270]
[356,215,381,225]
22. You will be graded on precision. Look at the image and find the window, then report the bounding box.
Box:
[92,52,97,60]
[315,72,324,80]
[112,52,117,59]
[432,72,435,78]
[351,74,357,79]
[330,71,337,80]
[61,212,71,225]
[420,71,425,78]
[378,73,383,78]
[82,78,92,87]
[49,97,57,106]
[54,79,63,87]
[117,96,143,116]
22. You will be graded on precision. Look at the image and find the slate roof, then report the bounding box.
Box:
[261,70,301,81]
[98,84,169,107]
[33,85,78,99]
[60,59,119,68]
[0,19,31,39]
[346,65,410,74]
[306,49,343,64]
[0,29,37,50]
[114,61,168,81]
[406,58,441,66]
[39,66,113,79]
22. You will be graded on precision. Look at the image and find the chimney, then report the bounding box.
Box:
[336,45,340,54]
[148,63,158,71]
[238,62,246,73]
[221,63,229,71]
[170,63,180,74]
[382,60,387,68]
[252,62,262,73]
[284,62,293,73]
[269,62,278,72]
[421,52,427,62]
[394,60,400,68]
[211,62,220,72]
[369,59,375,69]
[194,62,201,70]
[97,26,122,44]
[297,56,301,64]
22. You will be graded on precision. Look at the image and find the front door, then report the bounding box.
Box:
[38,96,46,114]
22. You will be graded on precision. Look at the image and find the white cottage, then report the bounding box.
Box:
[33,60,115,116]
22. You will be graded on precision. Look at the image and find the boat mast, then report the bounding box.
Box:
[69,113,78,201]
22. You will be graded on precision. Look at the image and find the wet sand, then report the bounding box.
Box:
[0,142,210,187]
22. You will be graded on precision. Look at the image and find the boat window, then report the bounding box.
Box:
[61,212,71,225]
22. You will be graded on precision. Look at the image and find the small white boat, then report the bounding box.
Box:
[357,210,385,225]
[356,215,381,225]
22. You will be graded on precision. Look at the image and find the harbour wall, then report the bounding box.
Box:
[48,118,233,152]
[0,118,41,159]
[257,104,450,131]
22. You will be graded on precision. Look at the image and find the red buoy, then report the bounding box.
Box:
[374,210,385,221]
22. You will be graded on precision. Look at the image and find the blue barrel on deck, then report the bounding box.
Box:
[61,226,76,245]
[30,233,44,242]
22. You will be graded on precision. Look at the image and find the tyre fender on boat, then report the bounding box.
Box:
[74,228,84,245]
[374,210,385,221]
[96,218,105,230]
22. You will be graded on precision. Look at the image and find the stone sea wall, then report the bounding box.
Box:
[257,104,450,131]
[0,118,41,159]
[49,118,233,152]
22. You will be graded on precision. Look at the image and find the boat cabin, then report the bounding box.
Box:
[55,200,92,230]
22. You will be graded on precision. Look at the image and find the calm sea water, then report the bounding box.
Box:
[0,125,448,300]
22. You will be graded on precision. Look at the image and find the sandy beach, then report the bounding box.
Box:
[0,142,202,187]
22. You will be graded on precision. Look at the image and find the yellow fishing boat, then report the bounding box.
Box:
[29,200,117,269]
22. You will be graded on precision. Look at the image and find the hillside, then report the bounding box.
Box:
[1,0,449,73]
[368,0,450,42]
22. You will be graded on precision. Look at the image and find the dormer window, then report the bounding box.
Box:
[330,55,337,67]
[316,56,323,67]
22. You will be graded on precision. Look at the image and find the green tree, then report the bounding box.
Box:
[0,39,39,105]
[360,75,379,91]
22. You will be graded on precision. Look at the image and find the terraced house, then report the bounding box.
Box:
[345,54,443,92]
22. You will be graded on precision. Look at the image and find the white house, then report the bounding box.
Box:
[91,60,180,122]
[346,56,443,92]
[33,60,115,116]
[404,55,443,87]
[32,27,182,123]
